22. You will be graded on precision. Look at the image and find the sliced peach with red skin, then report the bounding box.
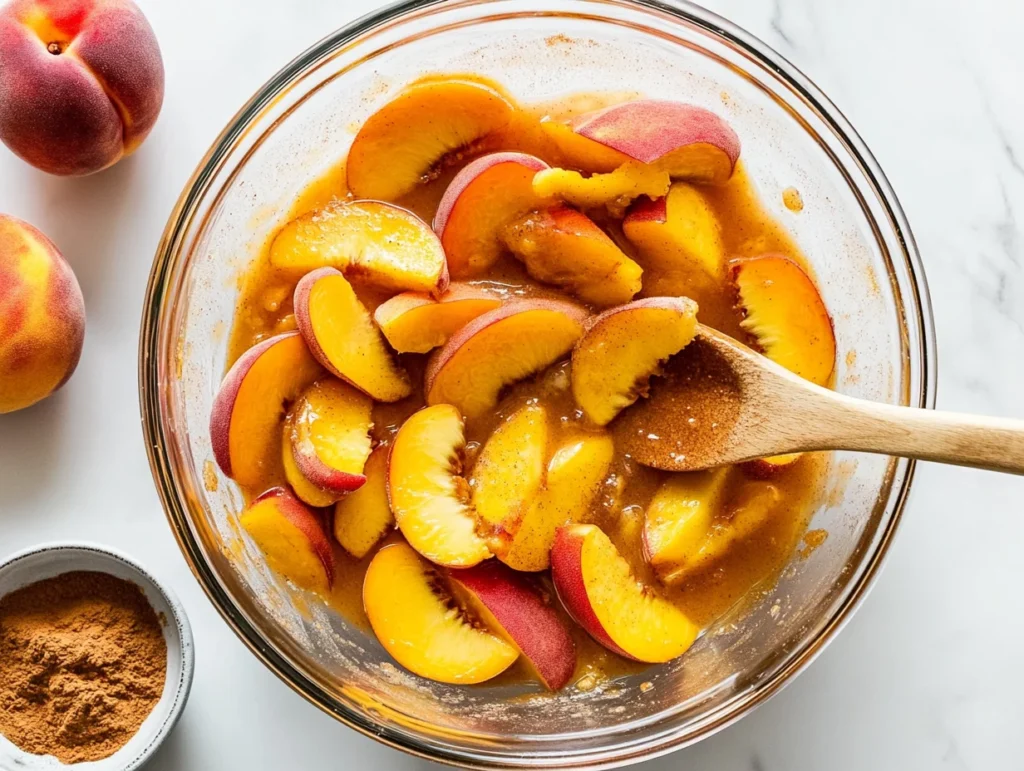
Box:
[289,379,372,495]
[240,487,335,592]
[347,78,516,202]
[623,182,726,298]
[210,332,324,488]
[294,267,411,402]
[363,542,517,685]
[539,118,629,174]
[501,205,643,307]
[470,404,549,549]
[551,524,700,663]
[334,446,393,559]
[572,297,698,426]
[448,562,576,690]
[730,254,836,386]
[434,152,552,278]
[501,434,614,573]
[282,413,340,508]
[373,283,501,354]
[388,404,491,567]
[270,200,449,296]
[425,299,587,419]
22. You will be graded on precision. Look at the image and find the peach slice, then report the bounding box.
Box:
[240,487,335,592]
[501,205,643,307]
[539,118,630,174]
[373,283,501,354]
[347,78,516,202]
[388,405,491,567]
[363,542,517,685]
[288,379,372,495]
[448,562,576,690]
[294,267,411,402]
[532,162,671,212]
[470,404,549,547]
[210,332,324,488]
[730,254,836,386]
[741,453,802,480]
[571,297,698,426]
[269,200,449,296]
[642,469,730,581]
[551,524,700,663]
[501,434,614,573]
[622,182,726,295]
[425,299,587,419]
[334,446,393,559]
[282,414,340,508]
[434,152,551,278]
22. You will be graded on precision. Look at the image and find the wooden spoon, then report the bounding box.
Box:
[618,324,1024,474]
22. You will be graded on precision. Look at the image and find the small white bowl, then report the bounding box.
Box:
[0,543,195,770]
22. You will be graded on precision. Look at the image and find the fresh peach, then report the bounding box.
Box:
[551,524,700,663]
[532,162,670,212]
[730,254,836,386]
[470,404,549,548]
[347,78,515,201]
[0,0,164,175]
[622,182,725,298]
[571,297,698,426]
[281,413,339,508]
[539,117,629,174]
[388,405,492,567]
[240,487,335,592]
[270,200,449,296]
[288,379,372,495]
[293,267,411,402]
[0,214,84,413]
[434,152,551,278]
[501,434,614,573]
[425,299,587,419]
[209,332,323,488]
[373,283,500,354]
[334,445,393,559]
[501,205,642,307]
[448,562,576,690]
[363,542,518,685]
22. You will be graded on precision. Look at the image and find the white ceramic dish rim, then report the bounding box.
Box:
[0,542,195,771]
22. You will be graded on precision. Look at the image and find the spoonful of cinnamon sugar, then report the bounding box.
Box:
[619,325,1024,475]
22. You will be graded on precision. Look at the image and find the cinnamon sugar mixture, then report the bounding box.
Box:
[0,571,167,764]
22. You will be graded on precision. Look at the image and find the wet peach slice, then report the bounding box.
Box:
[470,404,549,550]
[347,79,516,202]
[288,379,372,495]
[282,413,340,508]
[334,446,393,559]
[363,542,518,685]
[539,118,630,173]
[532,162,670,212]
[740,453,802,479]
[388,405,491,567]
[373,283,501,354]
[425,299,587,419]
[270,200,448,296]
[501,205,643,307]
[730,254,836,386]
[571,297,698,426]
[434,152,551,278]
[501,434,614,573]
[210,332,324,488]
[551,524,700,663]
[622,182,726,297]
[241,487,335,592]
[448,562,576,691]
[294,267,411,402]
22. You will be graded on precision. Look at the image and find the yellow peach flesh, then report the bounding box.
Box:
[373,284,500,354]
[334,446,393,559]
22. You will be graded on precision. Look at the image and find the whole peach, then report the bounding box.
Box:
[0,0,164,176]
[0,214,85,413]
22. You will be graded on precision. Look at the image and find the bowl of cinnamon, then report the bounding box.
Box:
[0,543,194,769]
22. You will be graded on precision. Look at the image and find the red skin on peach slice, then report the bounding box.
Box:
[449,562,577,691]
[288,380,372,495]
[0,0,164,175]
[249,487,335,588]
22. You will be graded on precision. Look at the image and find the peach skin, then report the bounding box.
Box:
[0,214,85,413]
[0,0,164,175]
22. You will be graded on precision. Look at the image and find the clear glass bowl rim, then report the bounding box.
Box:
[139,0,937,767]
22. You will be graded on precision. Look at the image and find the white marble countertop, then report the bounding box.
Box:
[1,0,1022,768]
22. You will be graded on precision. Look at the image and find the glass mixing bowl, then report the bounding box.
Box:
[139,0,935,767]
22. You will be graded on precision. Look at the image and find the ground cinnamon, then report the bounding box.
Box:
[0,571,167,764]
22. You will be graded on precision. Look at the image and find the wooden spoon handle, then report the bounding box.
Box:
[799,392,1024,475]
